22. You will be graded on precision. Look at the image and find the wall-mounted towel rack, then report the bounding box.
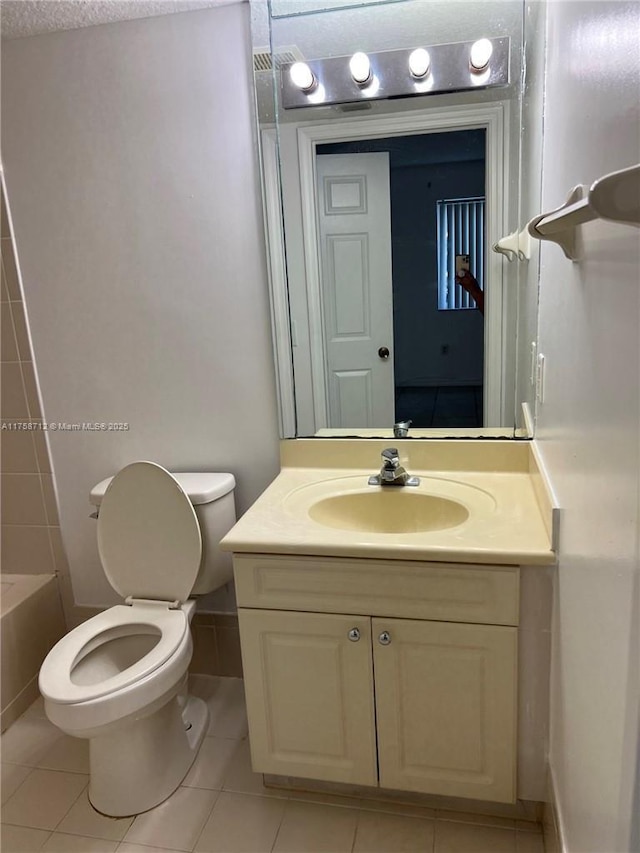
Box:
[492,226,532,261]
[527,163,640,261]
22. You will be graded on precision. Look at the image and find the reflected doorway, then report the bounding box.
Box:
[317,129,486,428]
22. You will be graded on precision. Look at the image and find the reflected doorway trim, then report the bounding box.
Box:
[262,129,297,437]
[297,102,509,430]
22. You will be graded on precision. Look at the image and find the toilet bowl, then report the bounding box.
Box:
[38,461,236,817]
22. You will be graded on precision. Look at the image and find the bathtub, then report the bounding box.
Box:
[1,573,66,731]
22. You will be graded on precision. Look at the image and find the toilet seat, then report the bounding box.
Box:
[39,604,188,706]
[97,461,203,603]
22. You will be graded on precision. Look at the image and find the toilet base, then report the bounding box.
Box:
[88,693,209,817]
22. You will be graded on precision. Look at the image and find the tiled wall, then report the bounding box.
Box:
[190,613,243,679]
[1,182,74,622]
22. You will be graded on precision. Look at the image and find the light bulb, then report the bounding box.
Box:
[290,62,316,92]
[409,48,431,79]
[349,52,371,85]
[470,38,493,72]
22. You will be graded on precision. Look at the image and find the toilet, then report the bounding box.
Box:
[38,461,236,817]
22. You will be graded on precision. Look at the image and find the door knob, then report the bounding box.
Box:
[348,628,361,642]
[378,346,390,360]
[378,631,391,645]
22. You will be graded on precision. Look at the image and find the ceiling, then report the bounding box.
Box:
[0,0,233,40]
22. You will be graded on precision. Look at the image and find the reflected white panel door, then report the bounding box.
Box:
[316,153,395,427]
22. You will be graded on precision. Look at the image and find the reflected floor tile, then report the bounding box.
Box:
[434,820,516,853]
[22,695,47,719]
[0,824,51,853]
[288,789,434,820]
[41,832,118,852]
[272,800,359,853]
[195,791,286,853]
[123,786,218,851]
[57,790,134,841]
[353,810,435,853]
[189,676,248,739]
[435,810,515,830]
[117,844,186,853]
[515,833,545,853]
[183,736,240,791]
[1,768,87,830]
[1,764,32,805]
[38,735,90,774]
[1,716,62,766]
[222,739,288,799]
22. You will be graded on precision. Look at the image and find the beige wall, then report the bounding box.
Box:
[534,1,640,850]
[1,3,281,609]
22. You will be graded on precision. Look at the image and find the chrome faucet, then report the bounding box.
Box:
[393,419,412,438]
[368,447,420,487]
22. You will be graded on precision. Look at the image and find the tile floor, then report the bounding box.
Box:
[395,386,483,429]
[1,676,544,853]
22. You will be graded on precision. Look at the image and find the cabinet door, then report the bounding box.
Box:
[373,617,517,803]
[238,608,377,785]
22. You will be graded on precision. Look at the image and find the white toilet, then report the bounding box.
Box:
[38,461,236,817]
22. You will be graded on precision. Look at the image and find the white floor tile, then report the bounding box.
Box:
[222,739,288,799]
[435,809,516,830]
[516,832,545,853]
[434,820,517,853]
[516,820,542,833]
[0,824,50,853]
[1,716,62,766]
[288,789,434,819]
[1,768,87,831]
[116,844,185,853]
[57,790,134,841]
[41,832,119,852]
[195,791,286,853]
[182,736,239,790]
[22,695,47,719]
[1,764,32,805]
[123,786,218,851]
[38,735,90,774]
[0,677,544,853]
[353,810,435,852]
[272,800,359,853]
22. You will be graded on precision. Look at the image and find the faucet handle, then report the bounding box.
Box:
[381,447,400,468]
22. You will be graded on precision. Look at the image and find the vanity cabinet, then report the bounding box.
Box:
[234,553,519,804]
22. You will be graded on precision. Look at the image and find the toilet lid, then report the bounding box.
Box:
[97,461,202,602]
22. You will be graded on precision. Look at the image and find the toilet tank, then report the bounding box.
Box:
[90,471,237,596]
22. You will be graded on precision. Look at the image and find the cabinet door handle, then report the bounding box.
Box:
[378,631,391,645]
[348,628,361,642]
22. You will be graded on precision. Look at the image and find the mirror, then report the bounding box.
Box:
[250,0,544,439]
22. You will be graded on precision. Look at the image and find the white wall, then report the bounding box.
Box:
[514,0,546,429]
[1,4,281,608]
[534,1,640,850]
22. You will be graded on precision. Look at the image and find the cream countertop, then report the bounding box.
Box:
[221,439,557,567]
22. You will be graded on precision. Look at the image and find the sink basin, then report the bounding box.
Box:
[308,490,469,533]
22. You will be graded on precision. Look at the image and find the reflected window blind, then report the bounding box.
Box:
[436,197,485,310]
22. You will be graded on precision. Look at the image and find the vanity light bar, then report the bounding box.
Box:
[281,37,509,110]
